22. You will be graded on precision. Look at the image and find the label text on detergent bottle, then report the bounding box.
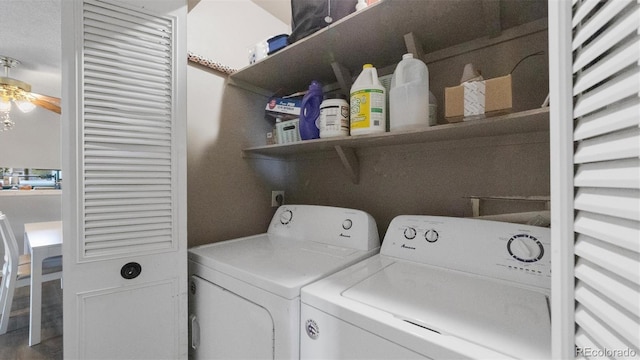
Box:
[350,89,385,130]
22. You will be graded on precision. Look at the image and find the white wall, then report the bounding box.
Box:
[0,108,61,169]
[0,108,61,260]
[188,0,290,70]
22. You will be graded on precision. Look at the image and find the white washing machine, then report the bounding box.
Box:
[188,205,380,359]
[301,215,551,359]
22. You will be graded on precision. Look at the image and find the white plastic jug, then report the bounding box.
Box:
[350,64,386,135]
[389,53,430,131]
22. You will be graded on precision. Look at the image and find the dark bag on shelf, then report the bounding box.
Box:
[288,0,358,44]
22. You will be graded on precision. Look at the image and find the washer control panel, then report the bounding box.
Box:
[507,234,544,262]
[382,215,551,290]
[268,205,380,251]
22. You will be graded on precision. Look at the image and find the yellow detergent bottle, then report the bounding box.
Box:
[350,64,386,135]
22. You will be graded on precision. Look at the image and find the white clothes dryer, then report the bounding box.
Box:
[188,205,380,359]
[301,215,551,359]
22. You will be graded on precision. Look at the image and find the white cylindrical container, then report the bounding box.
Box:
[350,64,386,135]
[319,96,350,138]
[389,53,430,131]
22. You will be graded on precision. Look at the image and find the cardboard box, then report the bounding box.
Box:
[275,119,301,144]
[444,74,512,122]
[265,97,302,120]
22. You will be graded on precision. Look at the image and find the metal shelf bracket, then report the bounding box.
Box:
[334,145,359,184]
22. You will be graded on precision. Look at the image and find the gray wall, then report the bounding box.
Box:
[186,4,550,245]
[186,0,289,247]
[187,73,287,245]
[268,31,550,238]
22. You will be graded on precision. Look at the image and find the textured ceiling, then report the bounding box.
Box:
[0,0,287,99]
[1,0,62,98]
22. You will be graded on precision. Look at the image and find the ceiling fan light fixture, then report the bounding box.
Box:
[0,98,11,112]
[14,99,36,113]
[0,55,62,131]
[1,111,14,132]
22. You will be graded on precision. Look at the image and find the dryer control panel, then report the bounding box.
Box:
[268,205,380,251]
[382,216,550,290]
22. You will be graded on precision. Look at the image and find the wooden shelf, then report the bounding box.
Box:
[244,107,549,156]
[243,107,550,183]
[229,0,546,95]
[236,0,548,184]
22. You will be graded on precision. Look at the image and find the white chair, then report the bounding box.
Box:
[0,212,62,334]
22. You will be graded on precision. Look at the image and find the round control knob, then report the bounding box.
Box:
[425,229,439,243]
[279,210,293,225]
[342,219,353,230]
[404,227,417,240]
[507,234,544,262]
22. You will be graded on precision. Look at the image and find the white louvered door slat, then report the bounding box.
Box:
[574,158,640,189]
[573,37,640,94]
[62,0,187,358]
[575,258,640,318]
[571,0,633,51]
[574,188,640,221]
[572,5,639,71]
[574,127,640,163]
[557,0,640,358]
[571,0,600,28]
[573,67,640,118]
[575,282,639,345]
[83,0,174,255]
[574,235,640,284]
[574,212,640,253]
[574,97,640,141]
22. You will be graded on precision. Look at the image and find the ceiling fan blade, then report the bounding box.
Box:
[30,93,61,114]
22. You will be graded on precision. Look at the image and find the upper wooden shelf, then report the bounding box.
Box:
[229,0,547,95]
[243,107,550,157]
[243,108,549,184]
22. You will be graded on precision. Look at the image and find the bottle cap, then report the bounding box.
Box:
[363,64,373,69]
[402,53,414,60]
[323,93,347,100]
[308,80,323,91]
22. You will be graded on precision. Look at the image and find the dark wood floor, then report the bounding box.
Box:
[0,280,63,360]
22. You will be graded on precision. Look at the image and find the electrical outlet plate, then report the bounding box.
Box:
[271,190,285,207]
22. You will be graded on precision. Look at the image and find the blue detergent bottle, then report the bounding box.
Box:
[299,81,323,140]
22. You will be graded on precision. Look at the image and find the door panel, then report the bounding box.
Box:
[80,279,177,358]
[189,275,275,360]
[62,0,187,358]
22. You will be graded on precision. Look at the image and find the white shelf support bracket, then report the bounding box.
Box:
[334,145,359,184]
[403,32,425,61]
[331,62,353,96]
[471,198,481,217]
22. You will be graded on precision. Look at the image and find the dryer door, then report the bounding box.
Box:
[189,275,274,359]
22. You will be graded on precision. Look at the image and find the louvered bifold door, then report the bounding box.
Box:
[63,0,186,357]
[571,0,640,358]
[81,0,176,259]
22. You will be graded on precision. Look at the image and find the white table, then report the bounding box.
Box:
[24,220,62,346]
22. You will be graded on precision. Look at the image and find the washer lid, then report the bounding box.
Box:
[188,233,376,299]
[342,261,550,358]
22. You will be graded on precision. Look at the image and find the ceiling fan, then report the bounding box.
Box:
[0,55,61,131]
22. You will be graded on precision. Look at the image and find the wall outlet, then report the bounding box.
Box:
[271,190,285,207]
